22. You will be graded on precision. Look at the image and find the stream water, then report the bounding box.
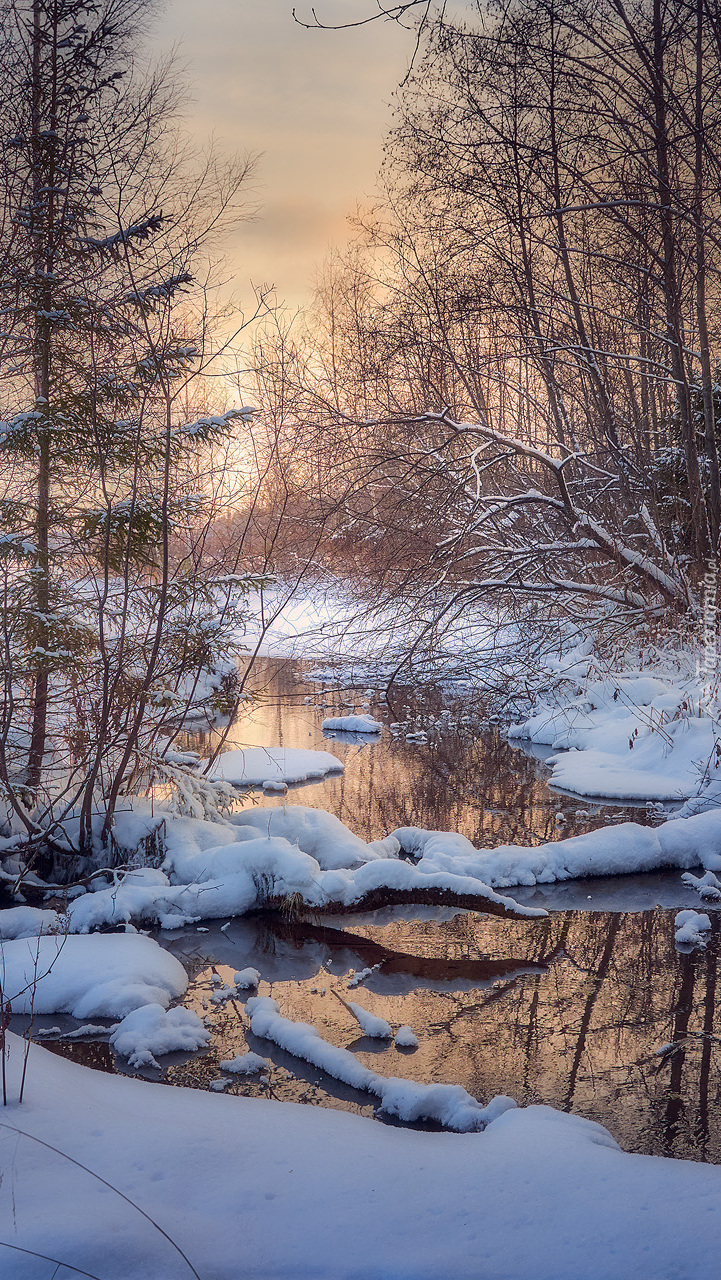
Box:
[29,657,721,1163]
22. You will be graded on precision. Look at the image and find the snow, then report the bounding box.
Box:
[207,745,344,788]
[0,933,188,1017]
[219,1052,269,1075]
[33,1023,109,1040]
[681,870,721,901]
[54,804,539,932]
[392,808,721,890]
[0,906,64,939]
[674,909,712,948]
[322,712,382,733]
[3,1032,721,1279]
[246,995,508,1130]
[394,1025,419,1048]
[343,999,393,1039]
[110,1004,210,1069]
[234,967,261,989]
[508,658,721,803]
[231,803,399,870]
[347,964,380,988]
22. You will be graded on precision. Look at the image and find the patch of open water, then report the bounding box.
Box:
[26,657,720,1162]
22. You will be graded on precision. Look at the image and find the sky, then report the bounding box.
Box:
[154,1,416,316]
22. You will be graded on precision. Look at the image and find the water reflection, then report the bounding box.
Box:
[182,657,650,847]
[154,906,721,1160]
[23,659,717,1160]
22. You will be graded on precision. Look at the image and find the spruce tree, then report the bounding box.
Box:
[0,0,259,870]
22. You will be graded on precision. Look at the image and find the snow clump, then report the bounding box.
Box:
[322,713,382,734]
[344,1000,393,1039]
[219,1052,269,1075]
[394,1026,419,1049]
[234,967,261,989]
[674,910,712,948]
[110,1003,210,1069]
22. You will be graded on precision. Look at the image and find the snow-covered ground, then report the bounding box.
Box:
[509,647,721,804]
[2,1032,721,1280]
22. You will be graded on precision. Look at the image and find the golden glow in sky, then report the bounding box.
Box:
[155,1,414,313]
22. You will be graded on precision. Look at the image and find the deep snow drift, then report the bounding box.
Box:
[2,1032,721,1280]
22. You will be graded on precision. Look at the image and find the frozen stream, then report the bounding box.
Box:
[25,657,721,1162]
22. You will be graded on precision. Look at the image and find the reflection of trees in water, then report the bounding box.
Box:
[184,656,646,848]
[358,909,721,1161]
[180,660,720,1159]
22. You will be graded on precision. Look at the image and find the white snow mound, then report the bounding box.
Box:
[219,1052,269,1075]
[1,933,188,1017]
[322,713,382,733]
[110,1003,209,1069]
[208,746,343,788]
[674,909,712,948]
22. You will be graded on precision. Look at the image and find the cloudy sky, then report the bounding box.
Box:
[154,1,415,314]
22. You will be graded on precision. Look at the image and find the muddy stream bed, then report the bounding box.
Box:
[20,657,721,1163]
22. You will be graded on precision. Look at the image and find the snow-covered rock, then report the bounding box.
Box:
[322,713,382,733]
[110,1003,209,1069]
[394,1026,419,1049]
[234,967,261,989]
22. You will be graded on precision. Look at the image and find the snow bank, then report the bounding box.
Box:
[231,803,399,870]
[57,804,539,932]
[509,661,721,802]
[246,996,508,1131]
[3,1033,721,1280]
[393,808,721,890]
[322,713,382,733]
[0,905,63,939]
[1,933,188,1017]
[207,745,343,788]
[110,1003,209,1069]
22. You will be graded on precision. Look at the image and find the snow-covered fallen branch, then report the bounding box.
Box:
[246,996,514,1132]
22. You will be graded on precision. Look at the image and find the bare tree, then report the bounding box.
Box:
[0,0,264,871]
[284,0,721,644]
